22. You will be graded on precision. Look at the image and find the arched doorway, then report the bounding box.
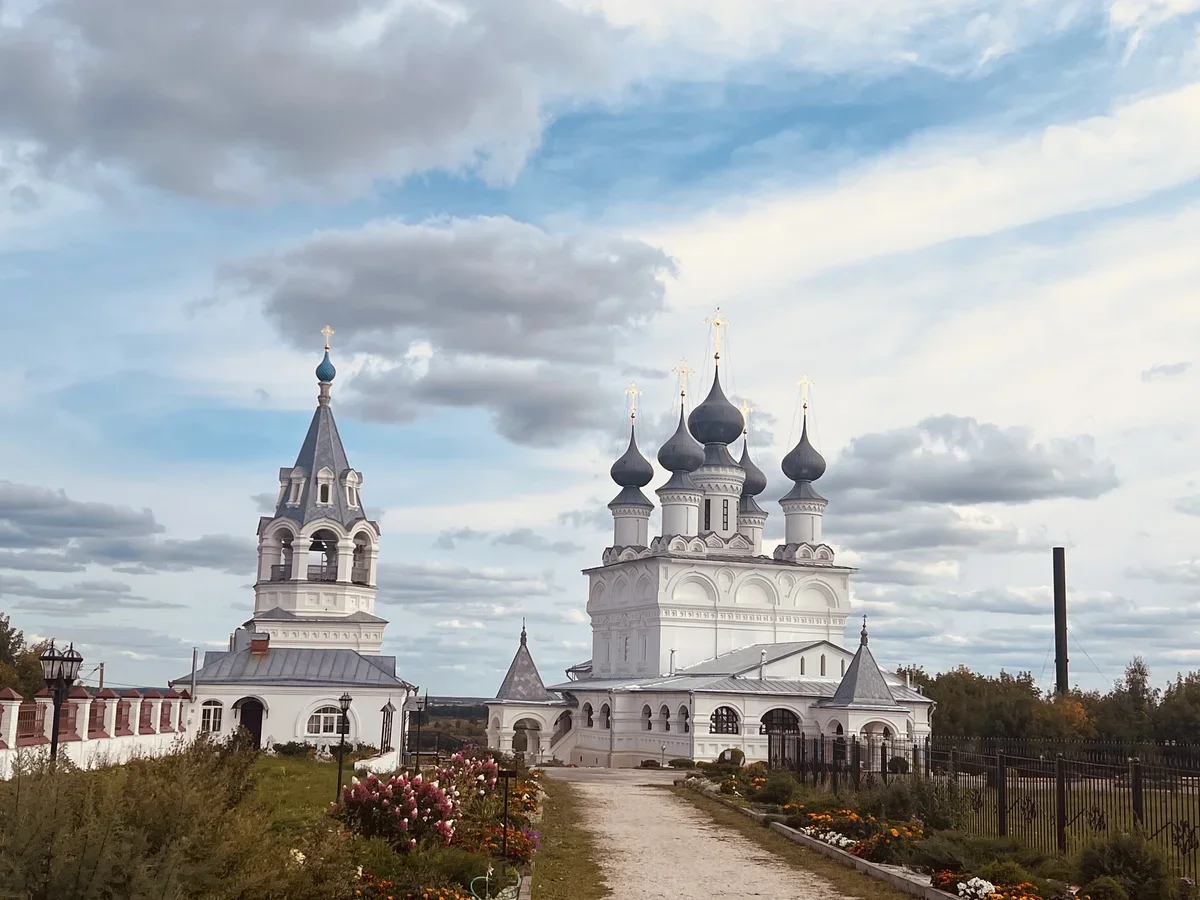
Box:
[235,698,265,748]
[760,708,801,770]
[511,718,542,761]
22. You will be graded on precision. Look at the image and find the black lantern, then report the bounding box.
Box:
[334,692,353,804]
[39,641,83,763]
[413,690,427,775]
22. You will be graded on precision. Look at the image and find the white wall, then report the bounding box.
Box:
[0,730,193,780]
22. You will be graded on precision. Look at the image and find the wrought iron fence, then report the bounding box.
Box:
[766,734,1200,877]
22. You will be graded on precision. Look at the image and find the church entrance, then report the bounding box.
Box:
[511,718,542,762]
[235,698,265,748]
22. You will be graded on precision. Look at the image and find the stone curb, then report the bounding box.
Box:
[677,780,956,900]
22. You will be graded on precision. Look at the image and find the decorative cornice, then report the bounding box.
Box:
[780,497,828,514]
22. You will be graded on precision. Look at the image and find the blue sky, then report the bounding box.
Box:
[3,0,1200,697]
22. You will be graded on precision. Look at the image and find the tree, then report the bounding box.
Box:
[1154,673,1200,744]
[0,613,48,699]
[1084,657,1160,744]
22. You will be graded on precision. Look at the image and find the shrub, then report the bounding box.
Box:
[1080,876,1130,900]
[977,860,1037,887]
[668,758,696,768]
[273,741,312,757]
[719,779,740,795]
[850,822,925,864]
[339,771,459,851]
[1077,832,1173,900]
[908,831,1050,876]
[757,774,796,806]
[859,776,968,831]
[639,759,661,768]
[717,748,745,767]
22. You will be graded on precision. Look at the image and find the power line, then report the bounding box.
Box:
[1068,627,1111,685]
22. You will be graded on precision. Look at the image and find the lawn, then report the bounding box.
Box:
[252,754,344,834]
[531,777,612,900]
[672,786,913,900]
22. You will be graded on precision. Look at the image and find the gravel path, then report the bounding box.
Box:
[547,769,848,899]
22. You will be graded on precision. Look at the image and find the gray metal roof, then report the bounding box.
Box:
[250,607,388,625]
[818,626,905,710]
[177,647,411,688]
[678,641,831,676]
[496,628,557,702]
[273,398,369,532]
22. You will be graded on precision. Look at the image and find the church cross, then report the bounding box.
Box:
[797,374,814,410]
[670,358,694,401]
[705,308,730,361]
[624,381,643,419]
[738,400,753,435]
[320,324,335,350]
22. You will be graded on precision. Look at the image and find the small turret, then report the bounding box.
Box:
[607,383,653,549]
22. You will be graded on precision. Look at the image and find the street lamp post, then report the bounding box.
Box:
[661,743,667,767]
[39,641,83,764]
[334,692,352,805]
[413,692,426,775]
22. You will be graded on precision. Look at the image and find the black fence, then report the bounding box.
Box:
[404,728,466,758]
[767,734,1200,877]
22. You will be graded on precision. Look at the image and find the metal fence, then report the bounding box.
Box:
[767,734,1200,877]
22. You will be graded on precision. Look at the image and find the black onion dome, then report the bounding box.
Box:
[610,424,654,487]
[687,366,744,446]
[658,405,705,472]
[781,416,826,483]
[738,439,767,496]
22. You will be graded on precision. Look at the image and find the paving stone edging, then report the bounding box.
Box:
[677,780,955,900]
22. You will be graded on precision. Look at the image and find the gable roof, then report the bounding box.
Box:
[176,647,411,689]
[495,626,558,703]
[818,621,905,710]
[677,640,845,676]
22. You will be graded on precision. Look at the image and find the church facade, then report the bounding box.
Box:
[488,334,933,767]
[174,334,417,752]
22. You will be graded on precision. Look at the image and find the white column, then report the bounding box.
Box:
[336,538,354,582]
[72,697,92,743]
[782,497,826,544]
[367,545,379,588]
[101,695,118,736]
[129,697,144,735]
[0,694,21,748]
[257,536,276,582]
[291,543,310,580]
[37,696,54,741]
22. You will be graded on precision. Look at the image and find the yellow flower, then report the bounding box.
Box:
[890,829,898,837]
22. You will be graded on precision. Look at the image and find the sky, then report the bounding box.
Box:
[3,0,1200,698]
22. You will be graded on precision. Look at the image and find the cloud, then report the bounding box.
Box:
[224,216,676,445]
[251,493,277,514]
[1129,558,1200,585]
[0,480,255,575]
[824,415,1119,512]
[1175,495,1200,516]
[433,526,583,554]
[0,0,622,201]
[557,506,611,532]
[1142,361,1192,381]
[0,574,185,615]
[375,561,552,607]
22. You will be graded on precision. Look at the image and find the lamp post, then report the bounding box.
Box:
[334,691,352,805]
[661,743,667,767]
[39,641,83,764]
[413,692,425,775]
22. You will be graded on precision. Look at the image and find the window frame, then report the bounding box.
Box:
[709,706,740,735]
[306,705,344,736]
[200,700,223,734]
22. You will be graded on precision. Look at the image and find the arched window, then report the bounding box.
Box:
[308,530,338,581]
[201,700,223,733]
[318,483,330,504]
[709,706,740,735]
[600,704,611,729]
[758,708,801,735]
[840,659,846,676]
[623,637,629,661]
[820,654,826,676]
[642,704,653,731]
[583,703,594,727]
[307,705,344,736]
[800,657,805,675]
[659,705,671,732]
[351,533,371,585]
[678,706,691,733]
[883,726,892,739]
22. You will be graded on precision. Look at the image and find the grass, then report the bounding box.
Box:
[531,777,612,900]
[252,754,343,834]
[672,786,913,900]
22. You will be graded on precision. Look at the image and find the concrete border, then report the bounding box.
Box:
[676,780,956,900]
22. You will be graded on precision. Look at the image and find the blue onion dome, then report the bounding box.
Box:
[738,438,767,496]
[781,416,826,482]
[315,350,337,383]
[610,424,654,487]
[687,366,744,445]
[658,404,705,472]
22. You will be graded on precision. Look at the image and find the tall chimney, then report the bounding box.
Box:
[1053,547,1068,697]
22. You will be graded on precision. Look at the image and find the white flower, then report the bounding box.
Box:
[289,849,306,865]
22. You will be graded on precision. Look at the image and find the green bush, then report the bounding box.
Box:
[639,759,661,768]
[273,741,312,757]
[976,860,1036,887]
[757,774,796,806]
[668,758,696,768]
[908,831,1050,875]
[888,756,911,774]
[1078,832,1173,900]
[717,748,745,767]
[858,776,968,831]
[1080,876,1130,900]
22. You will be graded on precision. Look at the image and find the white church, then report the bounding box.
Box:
[487,328,933,767]
[173,333,417,753]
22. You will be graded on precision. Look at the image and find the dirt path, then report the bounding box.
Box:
[546,769,848,899]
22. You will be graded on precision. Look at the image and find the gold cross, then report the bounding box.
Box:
[738,400,753,434]
[797,374,814,410]
[704,307,730,361]
[320,324,335,350]
[670,358,694,401]
[624,381,643,419]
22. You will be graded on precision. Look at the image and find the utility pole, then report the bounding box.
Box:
[1053,547,1068,697]
[98,662,105,691]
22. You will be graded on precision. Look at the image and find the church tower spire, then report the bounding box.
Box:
[779,376,828,545]
[250,327,385,654]
[607,382,654,549]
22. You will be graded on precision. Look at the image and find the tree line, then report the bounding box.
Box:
[897,658,1200,744]
[0,613,46,699]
